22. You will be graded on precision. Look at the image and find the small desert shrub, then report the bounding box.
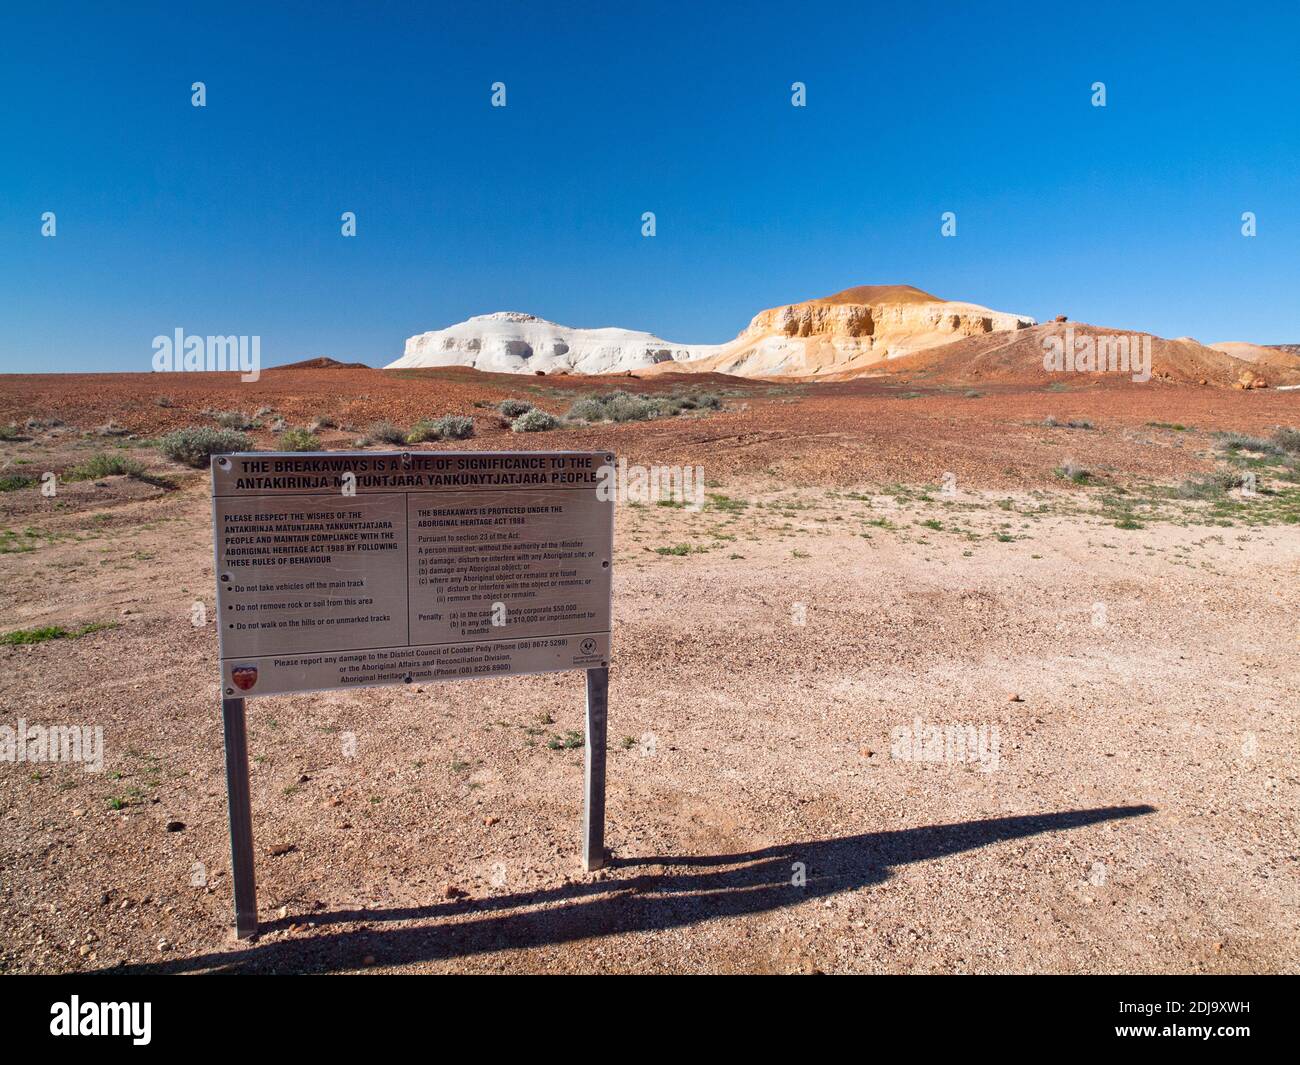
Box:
[1215,431,1281,456]
[603,392,660,422]
[1043,416,1093,430]
[570,390,722,423]
[310,415,337,431]
[214,410,256,430]
[1175,469,1251,499]
[1055,461,1091,484]
[158,427,253,467]
[0,474,34,492]
[94,421,129,437]
[154,396,174,408]
[405,420,438,444]
[403,416,474,444]
[565,396,607,422]
[512,409,560,433]
[63,452,147,481]
[0,423,21,441]
[434,414,475,440]
[566,391,661,423]
[364,420,407,445]
[498,399,534,418]
[654,543,691,556]
[1271,427,1300,454]
[277,428,320,452]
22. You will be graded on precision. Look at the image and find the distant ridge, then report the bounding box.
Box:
[269,356,371,370]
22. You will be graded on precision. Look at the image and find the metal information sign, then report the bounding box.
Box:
[211,450,614,938]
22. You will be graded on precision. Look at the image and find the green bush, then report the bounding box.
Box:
[63,452,147,481]
[566,391,658,422]
[0,423,20,441]
[404,415,475,444]
[277,428,320,452]
[566,390,721,424]
[0,474,34,492]
[405,420,438,444]
[512,409,560,433]
[158,427,253,467]
[434,414,475,440]
[565,396,607,422]
[603,392,660,422]
[498,399,534,418]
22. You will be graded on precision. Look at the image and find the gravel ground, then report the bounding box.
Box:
[0,375,1297,973]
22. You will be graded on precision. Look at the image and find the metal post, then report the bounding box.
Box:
[583,667,609,871]
[221,696,258,938]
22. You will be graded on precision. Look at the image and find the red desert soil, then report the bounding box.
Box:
[1,367,1298,974]
[2,364,1298,489]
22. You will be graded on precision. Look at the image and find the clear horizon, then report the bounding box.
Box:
[2,1,1298,373]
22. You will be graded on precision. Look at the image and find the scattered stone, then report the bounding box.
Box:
[165,820,185,833]
[1007,694,1023,703]
[484,816,500,827]
[444,885,467,899]
[267,843,296,857]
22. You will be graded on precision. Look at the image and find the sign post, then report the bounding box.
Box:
[583,666,609,871]
[211,450,614,938]
[220,695,258,939]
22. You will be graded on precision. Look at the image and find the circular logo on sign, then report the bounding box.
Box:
[580,638,597,655]
[231,665,259,691]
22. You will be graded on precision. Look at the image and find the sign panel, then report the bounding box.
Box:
[211,451,613,697]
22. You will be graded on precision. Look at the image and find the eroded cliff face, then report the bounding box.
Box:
[387,286,1036,377]
[646,287,1035,377]
[388,312,701,375]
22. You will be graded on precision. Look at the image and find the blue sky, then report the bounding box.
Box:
[2,1,1298,372]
